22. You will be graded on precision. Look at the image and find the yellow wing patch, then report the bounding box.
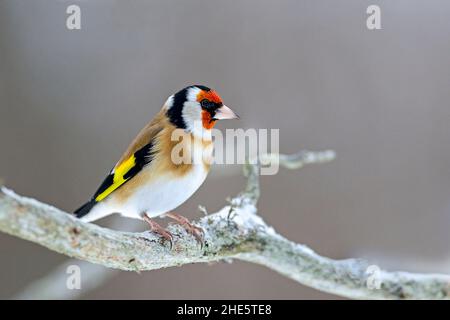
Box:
[95,155,136,202]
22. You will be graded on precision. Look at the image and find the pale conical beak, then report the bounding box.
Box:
[214,105,239,120]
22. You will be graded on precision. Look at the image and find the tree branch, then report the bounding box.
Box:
[1,150,450,299]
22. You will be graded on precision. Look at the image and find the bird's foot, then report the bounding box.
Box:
[165,212,204,245]
[143,214,173,248]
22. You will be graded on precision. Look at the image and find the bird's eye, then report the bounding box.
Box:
[201,99,214,109]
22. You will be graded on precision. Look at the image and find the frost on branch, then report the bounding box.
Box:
[2,150,450,299]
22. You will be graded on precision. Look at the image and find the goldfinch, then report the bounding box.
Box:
[74,85,238,243]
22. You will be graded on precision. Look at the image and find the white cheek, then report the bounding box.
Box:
[182,86,212,138]
[182,101,205,136]
[182,101,201,123]
[183,86,202,124]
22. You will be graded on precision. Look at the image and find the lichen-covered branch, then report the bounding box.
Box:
[1,150,450,299]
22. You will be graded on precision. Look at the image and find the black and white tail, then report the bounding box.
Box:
[74,199,96,218]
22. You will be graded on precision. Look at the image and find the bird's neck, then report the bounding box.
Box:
[190,126,213,142]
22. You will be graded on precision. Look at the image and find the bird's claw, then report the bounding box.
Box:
[166,212,205,247]
[184,223,205,245]
[154,228,174,248]
[143,214,173,249]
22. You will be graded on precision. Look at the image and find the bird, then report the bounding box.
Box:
[74,85,238,244]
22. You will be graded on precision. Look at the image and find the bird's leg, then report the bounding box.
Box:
[143,213,173,247]
[165,212,204,244]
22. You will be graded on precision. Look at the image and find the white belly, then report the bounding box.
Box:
[118,164,208,219]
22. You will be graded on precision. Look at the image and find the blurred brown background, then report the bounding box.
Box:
[1,0,450,299]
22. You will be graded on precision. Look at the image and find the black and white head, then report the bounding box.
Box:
[164,85,238,137]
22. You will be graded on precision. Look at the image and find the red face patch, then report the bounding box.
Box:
[197,90,222,104]
[201,110,216,130]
